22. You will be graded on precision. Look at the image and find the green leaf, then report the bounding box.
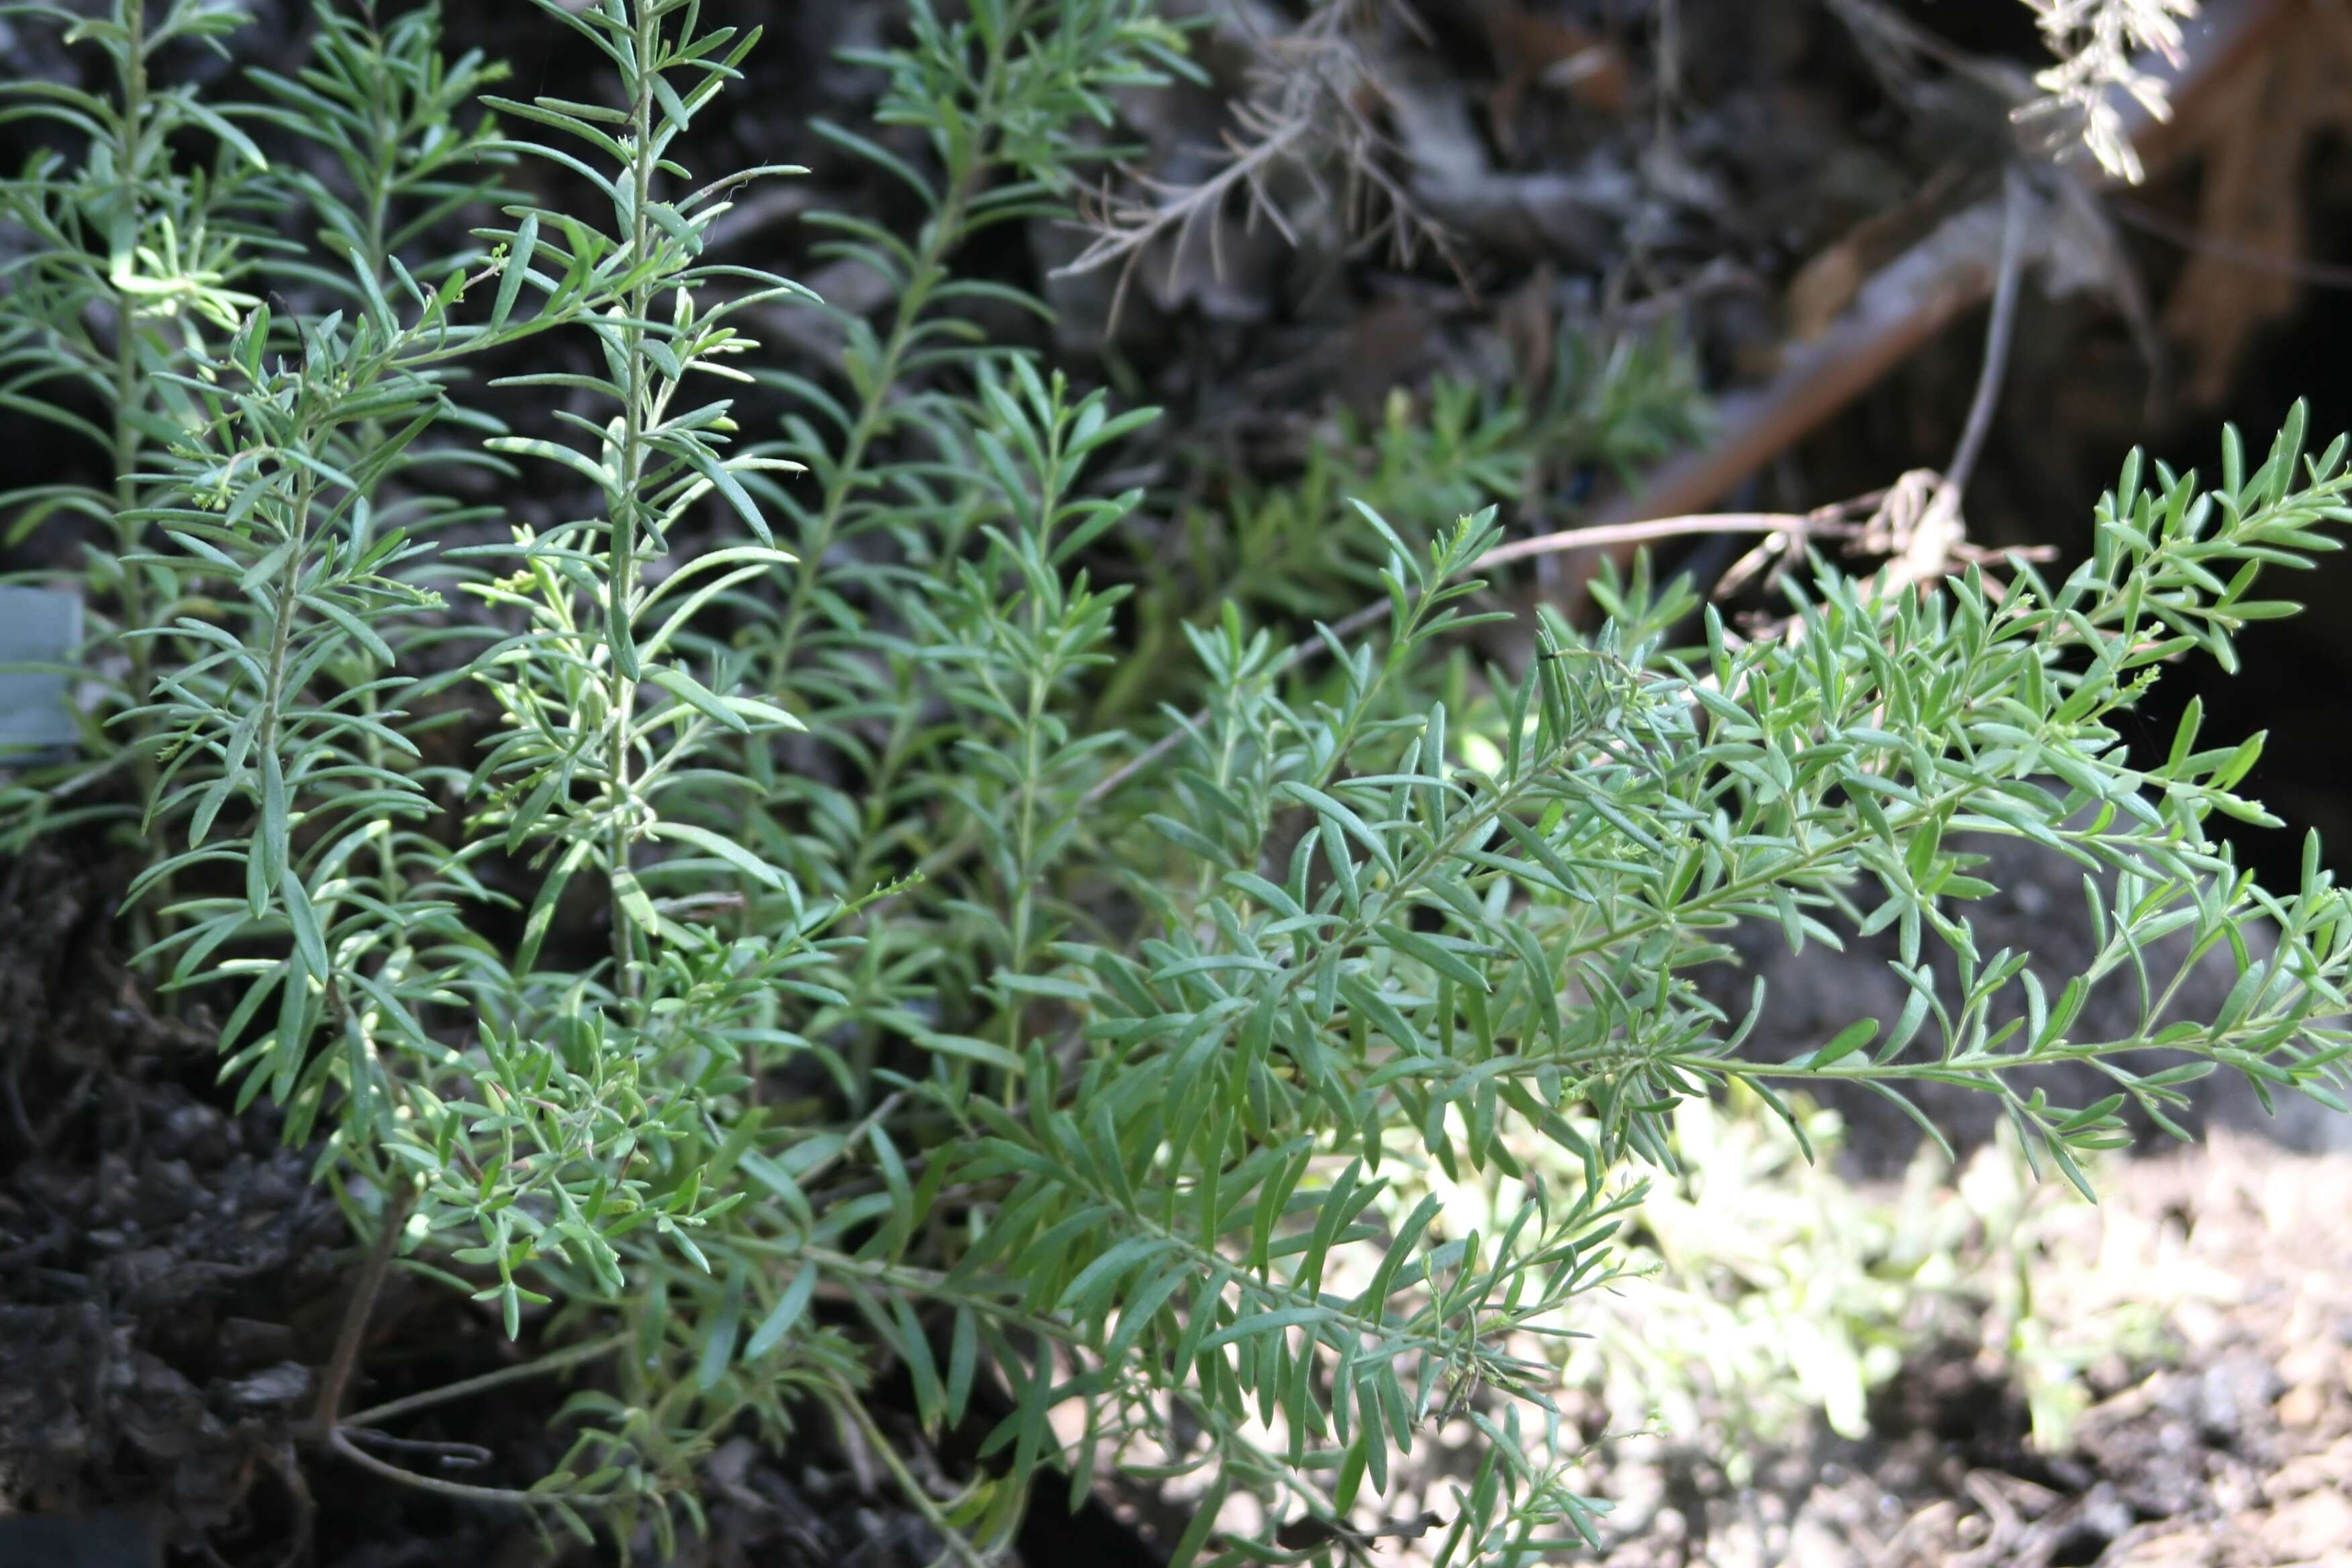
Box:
[915,1032,1024,1073]
[1277,782,1396,874]
[258,750,289,913]
[610,868,660,932]
[486,436,615,494]
[647,665,751,733]
[281,871,328,977]
[722,695,803,731]
[673,442,773,544]
[697,1268,746,1391]
[1167,1477,1230,1568]
[1199,1306,1328,1354]
[945,1307,979,1425]
[1377,924,1490,991]
[1792,1018,1878,1073]
[647,820,787,889]
[491,214,539,330]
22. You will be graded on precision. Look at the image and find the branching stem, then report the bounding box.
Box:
[314,1179,419,1431]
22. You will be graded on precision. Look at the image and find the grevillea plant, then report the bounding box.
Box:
[2,0,2348,1564]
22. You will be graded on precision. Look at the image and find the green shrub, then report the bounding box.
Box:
[2,1,2346,1563]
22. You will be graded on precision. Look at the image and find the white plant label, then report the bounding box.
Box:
[0,585,83,764]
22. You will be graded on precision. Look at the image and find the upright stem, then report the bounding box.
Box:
[360,17,391,287]
[111,2,150,720]
[313,1179,420,1431]
[113,5,163,947]
[761,180,975,694]
[340,1329,634,1432]
[254,476,317,786]
[998,422,1074,1087]
[1002,664,1046,1069]
[607,3,661,1008]
[760,11,1025,699]
[354,88,403,917]
[836,1395,995,1568]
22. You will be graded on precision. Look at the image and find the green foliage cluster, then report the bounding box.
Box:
[1165,336,1702,623]
[2,1,2347,1563]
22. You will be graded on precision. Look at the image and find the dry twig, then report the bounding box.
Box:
[1589,0,2294,530]
[1052,1,1463,331]
[1868,166,2034,595]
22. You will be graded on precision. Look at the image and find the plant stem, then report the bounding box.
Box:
[110,0,150,728]
[760,13,1023,701]
[607,3,662,1008]
[327,1424,614,1508]
[253,475,318,798]
[110,0,165,950]
[342,1329,634,1430]
[835,1395,997,1568]
[314,1179,419,1430]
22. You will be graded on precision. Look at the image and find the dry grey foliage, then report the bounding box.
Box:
[1052,0,1465,327]
[2019,0,2202,182]
[1059,0,2200,340]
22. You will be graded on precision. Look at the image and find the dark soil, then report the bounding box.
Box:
[0,844,1070,1568]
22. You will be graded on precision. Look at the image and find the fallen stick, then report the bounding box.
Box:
[1589,0,2304,528]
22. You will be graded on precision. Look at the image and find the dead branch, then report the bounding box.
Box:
[1588,0,2300,532]
[1051,0,1465,331]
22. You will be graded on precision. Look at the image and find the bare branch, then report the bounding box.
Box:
[1052,0,1467,330]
